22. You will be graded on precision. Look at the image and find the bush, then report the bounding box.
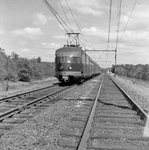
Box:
[18,68,31,82]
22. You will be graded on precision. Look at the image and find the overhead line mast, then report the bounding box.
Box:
[85,0,116,70]
[114,0,122,76]
[107,0,113,50]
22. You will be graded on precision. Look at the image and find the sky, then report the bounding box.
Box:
[0,0,149,68]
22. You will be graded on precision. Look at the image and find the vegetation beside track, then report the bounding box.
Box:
[0,48,55,82]
[111,64,149,80]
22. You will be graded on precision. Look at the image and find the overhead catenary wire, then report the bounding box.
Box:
[43,0,116,67]
[65,0,94,50]
[107,0,113,50]
[106,0,113,68]
[43,0,86,47]
[58,0,73,32]
[59,0,91,49]
[42,0,74,33]
[115,0,122,50]
[43,0,98,52]
[118,0,138,46]
[64,0,104,64]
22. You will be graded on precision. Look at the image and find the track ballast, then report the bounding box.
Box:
[58,74,149,150]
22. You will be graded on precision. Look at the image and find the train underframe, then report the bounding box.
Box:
[55,71,99,84]
[55,71,85,84]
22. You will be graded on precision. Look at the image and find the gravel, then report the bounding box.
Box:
[0,77,100,150]
[0,101,77,150]
[1,74,148,149]
[111,74,149,112]
[58,79,100,100]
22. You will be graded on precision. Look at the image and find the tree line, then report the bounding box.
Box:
[111,64,149,80]
[0,48,55,82]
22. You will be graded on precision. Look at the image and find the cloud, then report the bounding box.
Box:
[82,27,107,38]
[0,29,5,35]
[41,42,60,49]
[32,12,48,25]
[54,35,66,39]
[82,25,149,48]
[121,4,149,31]
[61,0,102,16]
[11,27,43,38]
[119,30,149,47]
[21,48,30,53]
[77,7,102,16]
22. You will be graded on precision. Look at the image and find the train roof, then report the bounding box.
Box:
[55,46,100,68]
[56,46,83,53]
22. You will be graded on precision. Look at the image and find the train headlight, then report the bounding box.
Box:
[68,66,72,70]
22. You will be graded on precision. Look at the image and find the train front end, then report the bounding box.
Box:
[55,46,83,83]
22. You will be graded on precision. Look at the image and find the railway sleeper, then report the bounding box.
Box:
[87,144,149,150]
[94,117,144,125]
[89,133,149,140]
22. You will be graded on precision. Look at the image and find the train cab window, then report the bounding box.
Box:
[62,57,67,63]
[67,57,71,63]
[56,57,67,63]
[56,57,81,64]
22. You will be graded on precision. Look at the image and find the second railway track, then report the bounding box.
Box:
[58,74,149,150]
[0,83,77,135]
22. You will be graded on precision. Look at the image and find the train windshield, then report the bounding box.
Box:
[56,57,81,64]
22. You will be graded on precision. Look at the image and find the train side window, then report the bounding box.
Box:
[72,57,77,63]
[77,57,81,63]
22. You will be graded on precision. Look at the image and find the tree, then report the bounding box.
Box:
[37,57,41,63]
[142,64,149,80]
[11,51,19,61]
[0,47,5,53]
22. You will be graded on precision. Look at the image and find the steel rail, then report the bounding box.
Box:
[77,76,104,150]
[0,76,101,122]
[109,74,147,122]
[0,85,75,122]
[0,84,57,102]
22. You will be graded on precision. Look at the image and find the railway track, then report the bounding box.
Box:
[0,84,77,135]
[0,84,59,103]
[0,76,100,137]
[58,74,149,150]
